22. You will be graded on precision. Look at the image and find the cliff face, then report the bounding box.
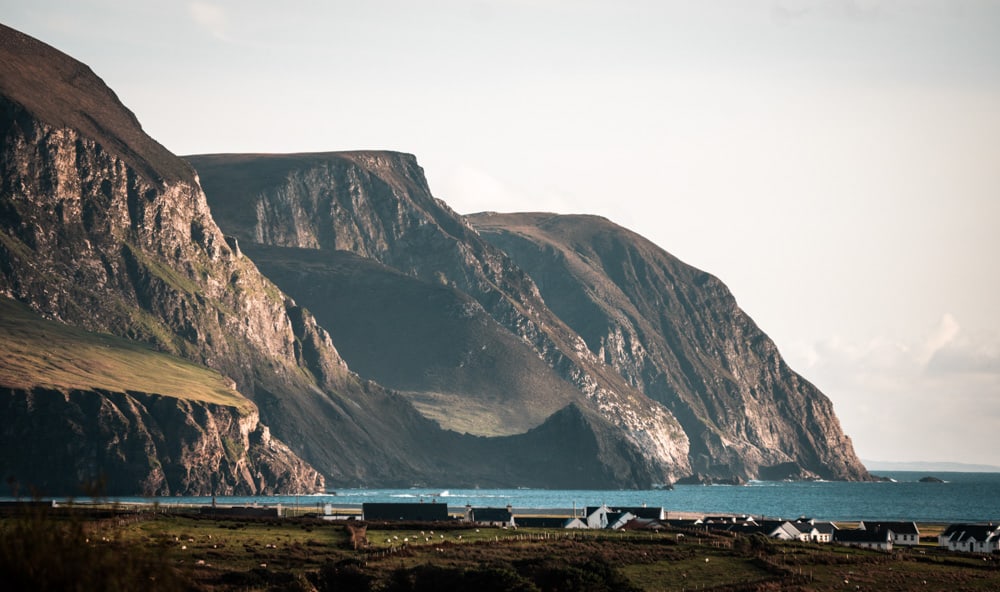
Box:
[190,149,870,483]
[190,151,692,483]
[0,24,663,490]
[0,295,325,495]
[0,24,437,489]
[468,213,870,481]
[1,22,869,489]
[0,387,323,496]
[237,244,582,435]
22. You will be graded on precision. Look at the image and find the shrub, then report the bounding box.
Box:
[0,506,185,592]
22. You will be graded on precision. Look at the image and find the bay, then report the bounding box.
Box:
[20,472,1000,523]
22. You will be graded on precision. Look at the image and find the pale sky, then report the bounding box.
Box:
[4,0,999,467]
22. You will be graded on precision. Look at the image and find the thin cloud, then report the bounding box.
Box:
[926,334,1000,376]
[789,315,1000,465]
[188,2,230,42]
[434,166,572,215]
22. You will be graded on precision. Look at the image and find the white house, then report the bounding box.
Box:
[860,521,920,546]
[465,505,515,528]
[834,528,893,551]
[606,511,636,530]
[812,522,837,543]
[939,524,1000,553]
[585,505,610,529]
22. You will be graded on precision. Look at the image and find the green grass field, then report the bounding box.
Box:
[0,298,252,411]
[4,508,1000,591]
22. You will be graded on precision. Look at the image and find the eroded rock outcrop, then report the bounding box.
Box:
[0,24,439,489]
[190,152,692,484]
[468,212,870,481]
[0,387,323,496]
[0,22,868,489]
[0,24,669,490]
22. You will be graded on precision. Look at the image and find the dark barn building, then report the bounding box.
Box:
[362,502,449,522]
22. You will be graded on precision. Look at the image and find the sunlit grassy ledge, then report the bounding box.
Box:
[0,298,252,413]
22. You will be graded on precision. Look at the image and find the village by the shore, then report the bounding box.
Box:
[351,501,1000,554]
[31,497,991,556]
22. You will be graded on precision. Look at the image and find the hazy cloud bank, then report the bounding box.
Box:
[790,314,1000,465]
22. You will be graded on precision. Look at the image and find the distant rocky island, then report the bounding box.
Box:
[0,23,871,495]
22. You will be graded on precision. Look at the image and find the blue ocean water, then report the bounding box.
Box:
[53,471,1000,523]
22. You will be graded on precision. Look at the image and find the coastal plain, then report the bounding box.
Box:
[3,506,999,591]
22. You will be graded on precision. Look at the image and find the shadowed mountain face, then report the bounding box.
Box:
[0,23,442,488]
[0,24,671,490]
[468,213,870,482]
[238,244,581,436]
[189,152,692,484]
[190,150,868,483]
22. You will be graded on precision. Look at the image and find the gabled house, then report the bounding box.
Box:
[770,521,807,541]
[583,505,641,529]
[719,520,781,538]
[622,517,665,531]
[724,518,835,543]
[792,518,837,543]
[465,505,515,527]
[812,521,838,543]
[860,521,920,546]
[939,524,1000,553]
[834,528,893,551]
[585,505,610,529]
[606,511,636,530]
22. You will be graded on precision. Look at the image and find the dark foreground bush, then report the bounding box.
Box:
[0,507,186,592]
[517,558,641,592]
[383,563,538,592]
[373,557,639,592]
[313,559,375,592]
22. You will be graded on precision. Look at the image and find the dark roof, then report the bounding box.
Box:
[622,518,664,531]
[726,523,769,535]
[662,519,703,529]
[941,523,974,537]
[862,521,919,535]
[814,522,838,534]
[515,516,576,528]
[605,511,634,526]
[609,506,663,520]
[722,519,788,535]
[362,502,449,522]
[943,524,1000,543]
[704,516,738,523]
[834,529,891,543]
[471,507,512,522]
[199,506,279,518]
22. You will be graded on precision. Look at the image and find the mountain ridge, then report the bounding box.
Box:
[468,211,869,482]
[190,150,868,484]
[0,24,456,490]
[1,22,869,492]
[188,150,693,484]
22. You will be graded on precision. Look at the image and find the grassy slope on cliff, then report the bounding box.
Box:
[0,297,251,411]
